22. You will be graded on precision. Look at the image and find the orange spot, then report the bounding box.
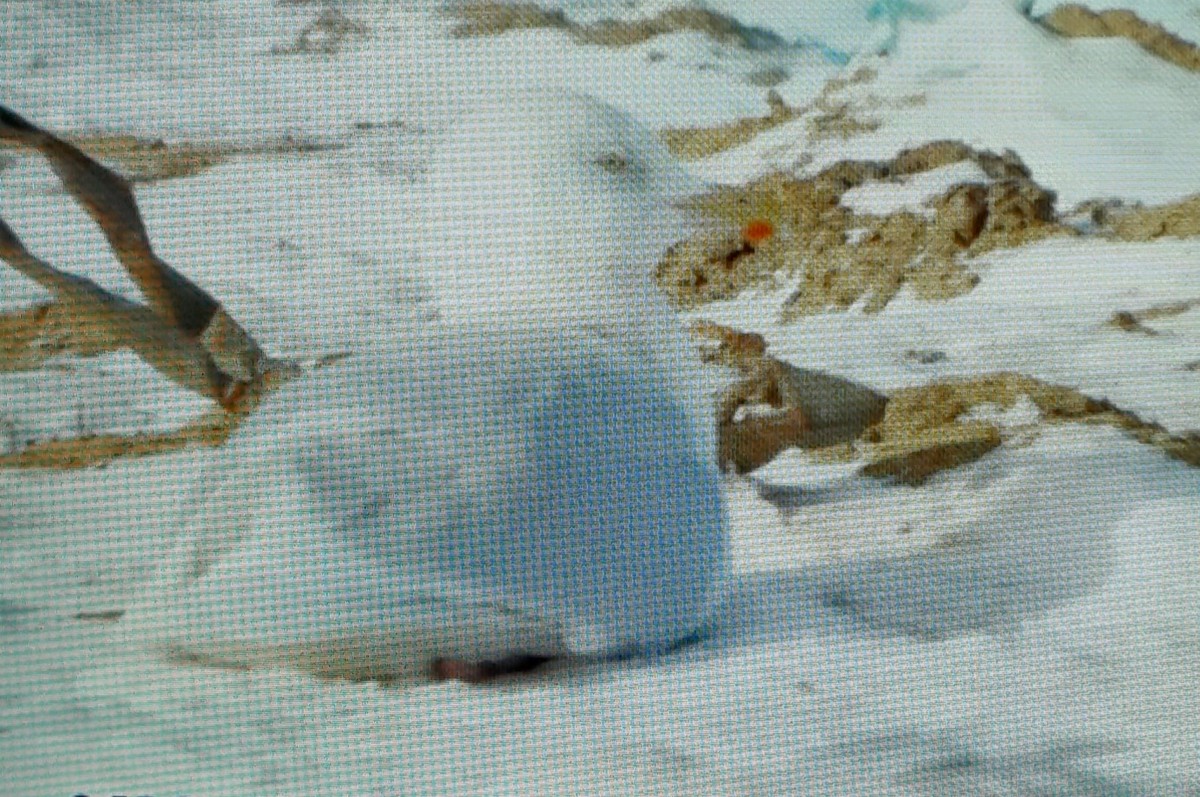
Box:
[741,218,775,246]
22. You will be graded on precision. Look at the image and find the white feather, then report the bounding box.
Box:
[119,89,727,680]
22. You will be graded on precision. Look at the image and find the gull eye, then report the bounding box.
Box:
[595,150,631,174]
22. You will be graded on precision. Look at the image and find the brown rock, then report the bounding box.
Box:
[272,7,371,55]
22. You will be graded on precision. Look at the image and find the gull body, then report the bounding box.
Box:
[121,89,727,680]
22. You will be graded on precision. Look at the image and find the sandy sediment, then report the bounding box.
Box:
[696,322,1199,479]
[1040,4,1200,73]
[661,90,808,162]
[449,2,790,50]
[657,141,1066,316]
[662,68,883,161]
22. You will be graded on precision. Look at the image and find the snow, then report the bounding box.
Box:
[839,159,991,216]
[2,0,1199,795]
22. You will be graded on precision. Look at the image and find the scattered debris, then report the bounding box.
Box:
[1040,4,1200,73]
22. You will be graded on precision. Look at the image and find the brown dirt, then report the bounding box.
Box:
[860,421,1003,484]
[662,91,806,161]
[656,143,1069,316]
[1108,194,1200,240]
[1041,4,1200,72]
[861,371,1200,482]
[695,323,1200,480]
[662,68,879,161]
[450,2,789,50]
[449,2,570,37]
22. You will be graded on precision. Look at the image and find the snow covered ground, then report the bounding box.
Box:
[2,0,1199,794]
